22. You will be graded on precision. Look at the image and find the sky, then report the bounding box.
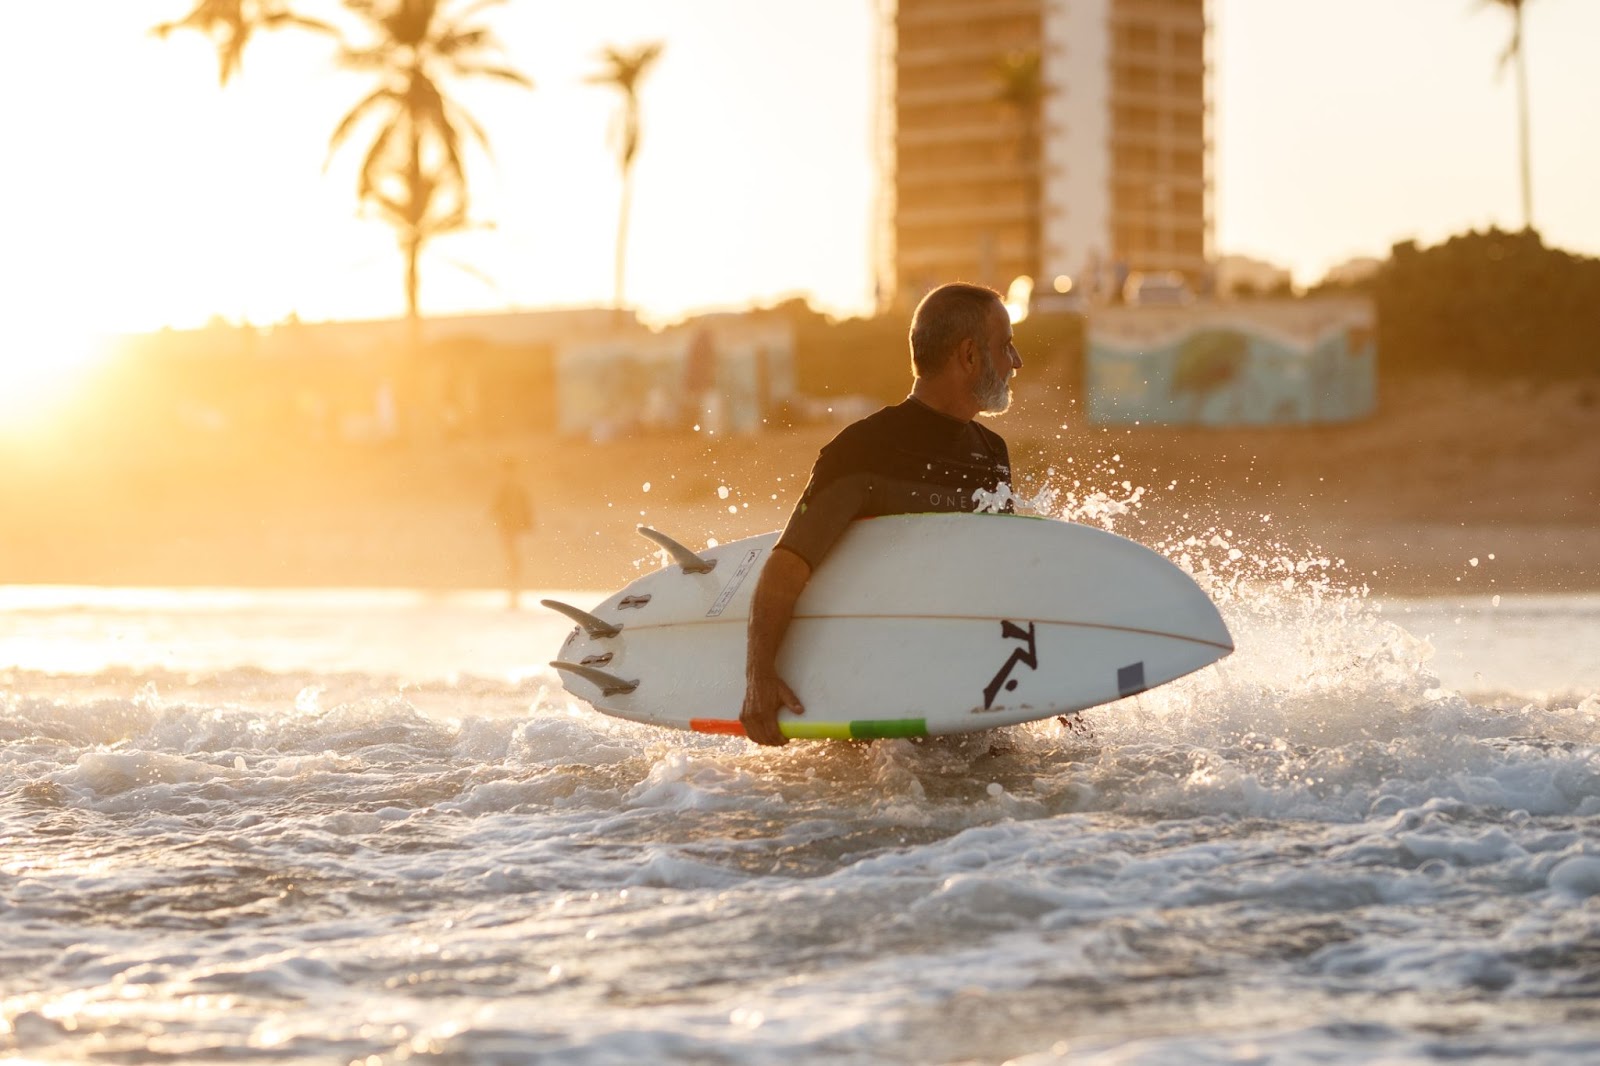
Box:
[0,0,1597,354]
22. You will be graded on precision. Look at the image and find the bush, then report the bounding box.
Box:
[1375,228,1600,379]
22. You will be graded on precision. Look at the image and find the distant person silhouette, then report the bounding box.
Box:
[683,326,718,431]
[491,459,535,609]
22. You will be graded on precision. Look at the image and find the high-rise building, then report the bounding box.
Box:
[884,0,1211,306]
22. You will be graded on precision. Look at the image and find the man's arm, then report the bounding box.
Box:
[739,546,812,746]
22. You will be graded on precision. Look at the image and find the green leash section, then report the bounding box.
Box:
[783,718,928,740]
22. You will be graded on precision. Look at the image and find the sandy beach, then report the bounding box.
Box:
[2,374,1595,596]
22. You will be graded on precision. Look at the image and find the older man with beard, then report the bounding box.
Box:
[739,282,1025,746]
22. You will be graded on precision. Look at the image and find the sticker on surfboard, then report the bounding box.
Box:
[707,548,764,618]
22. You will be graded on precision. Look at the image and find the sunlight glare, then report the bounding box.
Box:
[0,313,112,434]
[1003,275,1034,323]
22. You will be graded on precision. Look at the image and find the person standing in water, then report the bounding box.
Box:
[491,458,535,609]
[739,282,1023,746]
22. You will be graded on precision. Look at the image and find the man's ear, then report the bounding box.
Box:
[955,336,979,374]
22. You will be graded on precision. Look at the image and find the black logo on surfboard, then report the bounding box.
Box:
[983,620,1039,709]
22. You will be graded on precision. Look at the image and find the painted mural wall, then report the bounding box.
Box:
[1086,299,1375,426]
[555,315,796,440]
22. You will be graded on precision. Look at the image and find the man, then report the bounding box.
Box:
[740,282,1023,746]
[490,458,535,609]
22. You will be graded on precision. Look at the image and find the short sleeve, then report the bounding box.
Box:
[774,473,871,571]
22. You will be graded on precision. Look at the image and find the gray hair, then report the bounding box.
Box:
[909,283,1003,377]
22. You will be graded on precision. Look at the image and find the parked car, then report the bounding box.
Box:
[1123,271,1195,307]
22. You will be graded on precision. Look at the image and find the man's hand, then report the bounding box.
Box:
[740,545,813,748]
[740,669,805,746]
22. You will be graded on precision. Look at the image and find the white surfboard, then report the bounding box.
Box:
[547,512,1232,740]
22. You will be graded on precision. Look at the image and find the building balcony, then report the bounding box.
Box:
[899,39,1040,66]
[897,241,1033,272]
[1109,171,1210,195]
[898,82,1012,108]
[897,0,1039,27]
[897,123,1016,148]
[1109,124,1208,149]
[1111,203,1207,225]
[1107,46,1205,74]
[1107,87,1209,113]
[898,160,1040,187]
[1110,8,1206,34]
[898,201,1035,227]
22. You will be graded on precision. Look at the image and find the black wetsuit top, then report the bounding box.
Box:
[775,397,1014,570]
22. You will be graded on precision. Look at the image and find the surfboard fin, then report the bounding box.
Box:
[637,526,717,574]
[550,661,639,697]
[539,599,621,638]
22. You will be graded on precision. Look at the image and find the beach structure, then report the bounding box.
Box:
[113,308,794,442]
[554,314,796,441]
[1086,298,1376,426]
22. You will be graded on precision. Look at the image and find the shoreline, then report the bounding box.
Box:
[2,375,1595,599]
[0,514,1590,598]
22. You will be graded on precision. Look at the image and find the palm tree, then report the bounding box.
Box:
[152,0,332,86]
[370,165,474,334]
[1482,0,1535,230]
[993,50,1045,283]
[328,0,531,330]
[588,42,665,316]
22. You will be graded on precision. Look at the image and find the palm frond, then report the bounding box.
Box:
[435,113,469,188]
[336,45,394,72]
[449,62,532,88]
[373,190,414,233]
[152,0,330,85]
[994,49,1045,109]
[444,97,492,155]
[1496,24,1523,78]
[327,87,400,165]
[357,119,404,198]
[588,41,665,95]
[219,34,249,85]
[1476,0,1530,79]
[436,27,491,56]
[260,11,337,34]
[152,0,236,37]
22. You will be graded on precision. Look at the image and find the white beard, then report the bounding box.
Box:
[975,356,1012,414]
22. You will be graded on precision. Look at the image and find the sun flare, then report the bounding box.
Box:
[0,315,113,434]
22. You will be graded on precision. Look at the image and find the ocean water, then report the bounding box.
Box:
[2,575,1598,1064]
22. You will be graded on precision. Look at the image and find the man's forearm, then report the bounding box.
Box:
[746,546,812,677]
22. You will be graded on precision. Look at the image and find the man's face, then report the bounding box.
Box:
[974,303,1020,414]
